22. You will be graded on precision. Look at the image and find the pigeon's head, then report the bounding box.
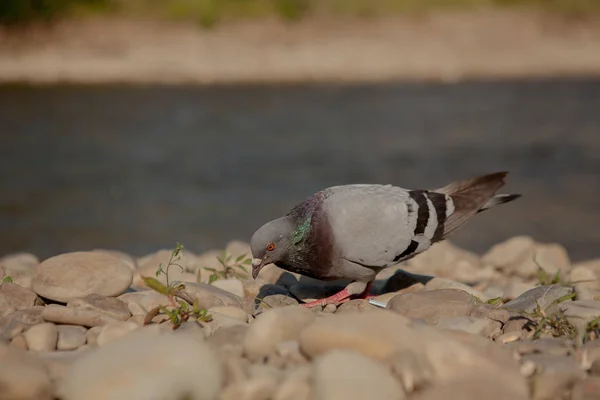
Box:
[250,216,295,279]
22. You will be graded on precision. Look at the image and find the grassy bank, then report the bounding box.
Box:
[3,0,600,28]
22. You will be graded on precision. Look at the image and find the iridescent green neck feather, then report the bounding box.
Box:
[292,213,312,245]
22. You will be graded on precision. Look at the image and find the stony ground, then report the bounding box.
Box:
[1,235,600,400]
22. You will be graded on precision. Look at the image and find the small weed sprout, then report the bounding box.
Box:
[203,250,251,284]
[141,242,212,330]
[521,293,577,340]
[1,275,12,283]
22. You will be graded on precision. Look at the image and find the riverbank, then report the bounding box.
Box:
[1,10,600,84]
[1,235,600,399]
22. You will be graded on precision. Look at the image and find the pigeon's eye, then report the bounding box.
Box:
[266,243,276,251]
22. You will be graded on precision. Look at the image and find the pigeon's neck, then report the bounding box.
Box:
[291,213,312,245]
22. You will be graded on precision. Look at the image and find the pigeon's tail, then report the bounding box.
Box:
[434,171,521,240]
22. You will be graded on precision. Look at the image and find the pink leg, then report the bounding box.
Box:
[301,282,375,308]
[301,288,353,308]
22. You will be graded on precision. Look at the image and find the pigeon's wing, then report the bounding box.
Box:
[320,184,453,268]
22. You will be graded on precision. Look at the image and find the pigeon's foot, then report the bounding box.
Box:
[301,282,374,308]
[301,288,353,308]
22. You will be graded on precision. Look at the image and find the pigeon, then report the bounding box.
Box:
[250,171,520,308]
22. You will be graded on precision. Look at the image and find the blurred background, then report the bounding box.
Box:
[0,0,599,262]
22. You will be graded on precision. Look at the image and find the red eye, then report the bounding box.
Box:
[266,243,276,251]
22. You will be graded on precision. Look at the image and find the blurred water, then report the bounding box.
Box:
[0,78,598,262]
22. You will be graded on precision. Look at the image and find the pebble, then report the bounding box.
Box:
[0,306,44,340]
[32,251,133,302]
[244,305,315,360]
[67,293,131,321]
[133,249,198,288]
[435,315,503,338]
[523,353,586,400]
[0,282,42,310]
[423,278,487,299]
[85,325,103,346]
[572,376,600,400]
[23,322,58,352]
[118,290,171,312]
[502,285,574,314]
[207,325,249,357]
[410,375,528,400]
[56,325,87,351]
[388,289,508,324]
[256,294,299,311]
[503,280,536,302]
[0,252,39,289]
[97,321,140,346]
[208,305,248,322]
[41,304,121,327]
[172,281,243,309]
[0,292,15,317]
[335,299,377,314]
[211,278,246,298]
[314,349,405,400]
[10,334,28,350]
[0,344,53,400]
[61,328,222,400]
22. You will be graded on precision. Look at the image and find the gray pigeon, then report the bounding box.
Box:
[250,171,520,308]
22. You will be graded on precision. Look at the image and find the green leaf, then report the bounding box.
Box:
[203,267,217,273]
[1,275,13,283]
[208,274,218,284]
[551,292,576,306]
[235,253,247,263]
[537,267,548,285]
[235,264,248,272]
[242,259,252,265]
[485,297,503,306]
[141,276,170,295]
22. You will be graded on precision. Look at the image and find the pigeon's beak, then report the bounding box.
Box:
[251,257,266,279]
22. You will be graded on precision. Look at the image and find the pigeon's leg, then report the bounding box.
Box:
[301,281,368,308]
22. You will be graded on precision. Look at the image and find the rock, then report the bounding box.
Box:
[220,376,277,400]
[92,248,137,271]
[0,252,39,289]
[502,285,574,314]
[503,280,537,302]
[172,281,243,309]
[85,326,103,346]
[410,375,528,400]
[97,321,139,346]
[404,241,499,284]
[67,293,131,321]
[118,290,171,313]
[0,344,53,400]
[571,266,600,300]
[522,353,586,400]
[61,328,222,400]
[225,240,252,260]
[206,312,246,337]
[572,377,600,400]
[10,334,28,350]
[23,322,58,352]
[244,305,315,360]
[32,251,133,303]
[276,340,307,365]
[211,279,246,299]
[388,289,509,325]
[208,305,248,322]
[253,263,288,285]
[0,306,44,341]
[547,300,600,335]
[0,282,42,310]
[242,278,267,298]
[256,294,298,312]
[482,236,571,279]
[0,292,15,317]
[335,299,377,314]
[273,365,313,400]
[299,309,527,395]
[507,337,573,357]
[503,316,531,335]
[424,278,487,299]
[314,349,405,400]
[435,315,503,338]
[42,304,121,327]
[56,325,87,351]
[496,331,522,344]
[37,346,95,390]
[376,268,429,293]
[207,325,248,357]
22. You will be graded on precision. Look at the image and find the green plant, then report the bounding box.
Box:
[1,275,13,283]
[485,297,503,306]
[585,317,600,342]
[521,294,577,340]
[141,242,212,330]
[203,250,251,284]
